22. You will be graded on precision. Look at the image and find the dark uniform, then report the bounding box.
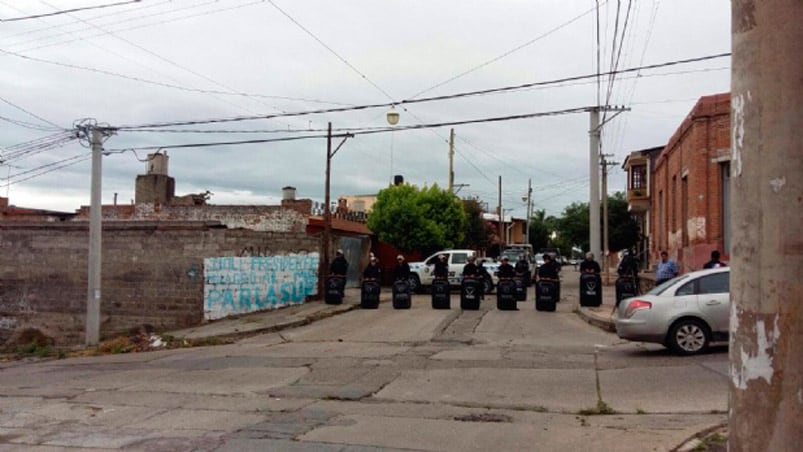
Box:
[393,257,411,280]
[433,256,449,279]
[497,259,515,279]
[330,253,349,276]
[579,256,601,274]
[462,261,480,278]
[538,255,560,280]
[363,260,381,280]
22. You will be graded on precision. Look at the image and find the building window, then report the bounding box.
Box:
[631,165,647,190]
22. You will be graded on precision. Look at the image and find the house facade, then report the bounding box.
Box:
[636,93,731,272]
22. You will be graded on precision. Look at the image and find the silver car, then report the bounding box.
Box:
[614,267,730,355]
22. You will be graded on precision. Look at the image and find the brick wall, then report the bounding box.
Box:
[74,204,308,233]
[0,222,318,348]
[651,93,731,271]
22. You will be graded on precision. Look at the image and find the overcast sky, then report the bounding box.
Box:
[1,0,731,219]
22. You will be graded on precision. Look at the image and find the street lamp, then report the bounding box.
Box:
[386,106,400,125]
[386,106,400,183]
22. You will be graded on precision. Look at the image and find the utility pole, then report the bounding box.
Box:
[319,123,353,299]
[448,128,455,193]
[601,154,618,283]
[85,127,105,346]
[525,178,532,245]
[320,123,332,300]
[729,2,803,450]
[588,106,628,262]
[589,108,601,261]
[497,176,503,251]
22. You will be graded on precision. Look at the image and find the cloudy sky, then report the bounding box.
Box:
[1,0,731,219]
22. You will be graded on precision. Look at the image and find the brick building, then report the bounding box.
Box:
[649,93,731,271]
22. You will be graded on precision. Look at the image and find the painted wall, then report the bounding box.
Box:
[204,254,319,320]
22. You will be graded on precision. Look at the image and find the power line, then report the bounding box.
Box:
[110,106,594,151]
[0,46,347,107]
[408,0,610,99]
[266,0,397,104]
[4,0,260,53]
[112,52,731,130]
[1,0,141,22]
[0,94,64,129]
[1,0,170,42]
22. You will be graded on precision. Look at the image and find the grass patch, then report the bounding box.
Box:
[577,400,617,416]
[692,432,727,451]
[14,342,64,359]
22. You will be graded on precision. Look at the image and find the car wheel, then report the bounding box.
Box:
[483,276,494,294]
[667,319,711,355]
[409,275,423,294]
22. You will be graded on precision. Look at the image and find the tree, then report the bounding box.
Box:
[527,209,551,250]
[367,184,467,255]
[461,198,493,250]
[553,192,638,255]
[607,192,639,252]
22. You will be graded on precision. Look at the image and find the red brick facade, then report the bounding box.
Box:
[650,93,731,272]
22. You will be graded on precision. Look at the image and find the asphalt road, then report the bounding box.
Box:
[0,272,729,451]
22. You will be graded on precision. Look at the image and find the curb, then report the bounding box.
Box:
[575,305,617,333]
[177,303,361,343]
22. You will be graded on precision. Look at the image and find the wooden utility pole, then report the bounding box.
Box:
[729,1,803,450]
[497,176,503,250]
[448,128,455,193]
[601,154,618,283]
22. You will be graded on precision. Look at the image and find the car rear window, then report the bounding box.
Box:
[697,272,729,294]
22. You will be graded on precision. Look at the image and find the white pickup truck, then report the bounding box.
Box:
[408,249,499,294]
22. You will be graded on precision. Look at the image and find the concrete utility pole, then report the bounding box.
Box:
[85,127,103,346]
[589,108,601,261]
[448,128,455,193]
[729,2,803,451]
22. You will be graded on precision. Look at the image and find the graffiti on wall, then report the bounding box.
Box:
[204,253,319,320]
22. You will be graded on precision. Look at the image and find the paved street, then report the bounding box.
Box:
[0,268,728,451]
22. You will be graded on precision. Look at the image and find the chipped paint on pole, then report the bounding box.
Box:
[729,0,803,450]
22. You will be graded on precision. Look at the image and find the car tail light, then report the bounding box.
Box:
[624,299,652,318]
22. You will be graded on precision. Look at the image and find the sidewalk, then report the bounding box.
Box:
[166,287,389,342]
[564,269,619,333]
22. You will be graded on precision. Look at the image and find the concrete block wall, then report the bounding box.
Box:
[0,222,318,348]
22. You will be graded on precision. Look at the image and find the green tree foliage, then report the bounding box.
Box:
[557,201,590,252]
[461,198,493,250]
[607,192,640,252]
[527,209,551,250]
[367,184,467,254]
[553,192,639,254]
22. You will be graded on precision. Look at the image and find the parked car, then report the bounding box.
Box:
[614,267,730,355]
[408,250,497,294]
[534,253,546,268]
